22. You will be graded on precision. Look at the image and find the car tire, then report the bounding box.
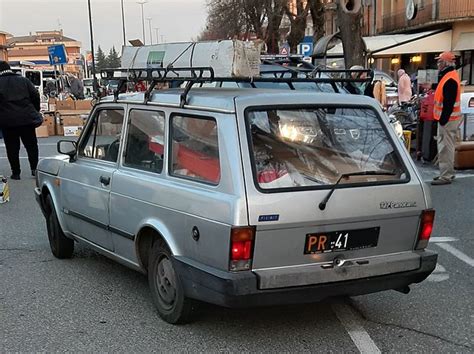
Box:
[45,195,74,259]
[148,239,195,324]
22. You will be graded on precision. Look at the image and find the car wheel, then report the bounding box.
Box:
[148,239,195,324]
[45,195,74,259]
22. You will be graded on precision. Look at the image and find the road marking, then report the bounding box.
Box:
[436,243,474,267]
[0,143,58,147]
[0,157,47,159]
[427,263,449,282]
[423,174,474,182]
[332,303,381,354]
[430,237,458,243]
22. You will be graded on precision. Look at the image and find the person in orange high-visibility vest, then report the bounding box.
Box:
[431,51,462,185]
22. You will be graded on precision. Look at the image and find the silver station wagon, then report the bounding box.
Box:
[35,78,437,324]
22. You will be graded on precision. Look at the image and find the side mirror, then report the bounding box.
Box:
[57,140,77,160]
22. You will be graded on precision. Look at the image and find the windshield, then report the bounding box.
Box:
[247,107,408,190]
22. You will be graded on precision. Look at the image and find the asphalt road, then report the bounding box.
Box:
[1,137,473,352]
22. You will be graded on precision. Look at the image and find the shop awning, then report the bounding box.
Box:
[453,32,474,51]
[325,29,452,57]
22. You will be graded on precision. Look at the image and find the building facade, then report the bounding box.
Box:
[316,0,474,91]
[0,31,10,61]
[7,30,83,76]
[373,0,474,89]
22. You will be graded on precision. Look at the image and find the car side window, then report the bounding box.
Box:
[79,109,124,162]
[123,109,165,173]
[170,114,220,184]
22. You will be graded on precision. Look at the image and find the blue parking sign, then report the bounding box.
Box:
[48,44,68,65]
[298,42,313,57]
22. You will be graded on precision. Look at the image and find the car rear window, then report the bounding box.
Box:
[246,107,408,191]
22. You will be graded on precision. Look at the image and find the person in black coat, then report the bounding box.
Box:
[0,61,42,180]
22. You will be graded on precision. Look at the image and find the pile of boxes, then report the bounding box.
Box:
[36,99,93,138]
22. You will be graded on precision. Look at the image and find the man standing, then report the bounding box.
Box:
[397,69,412,104]
[431,52,461,186]
[0,61,41,180]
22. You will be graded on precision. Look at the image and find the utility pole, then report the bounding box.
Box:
[137,0,148,45]
[146,18,153,44]
[87,0,98,91]
[121,0,126,46]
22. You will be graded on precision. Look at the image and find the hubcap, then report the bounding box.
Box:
[155,256,177,309]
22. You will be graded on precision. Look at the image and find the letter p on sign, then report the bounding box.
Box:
[298,43,313,57]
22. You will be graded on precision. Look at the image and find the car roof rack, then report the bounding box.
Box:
[100,66,373,107]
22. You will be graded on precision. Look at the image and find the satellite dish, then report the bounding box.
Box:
[406,0,418,20]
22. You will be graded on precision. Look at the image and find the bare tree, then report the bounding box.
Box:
[284,0,312,53]
[262,0,286,54]
[309,0,325,45]
[199,0,286,54]
[335,0,365,68]
[199,0,245,40]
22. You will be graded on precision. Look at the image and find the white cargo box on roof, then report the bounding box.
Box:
[121,40,262,78]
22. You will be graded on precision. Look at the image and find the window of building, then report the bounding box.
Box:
[123,109,165,173]
[461,51,473,85]
[170,114,220,184]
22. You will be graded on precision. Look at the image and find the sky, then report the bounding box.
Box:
[0,0,208,54]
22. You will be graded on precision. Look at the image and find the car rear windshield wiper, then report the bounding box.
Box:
[318,170,397,211]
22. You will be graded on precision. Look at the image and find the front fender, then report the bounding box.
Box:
[37,156,68,176]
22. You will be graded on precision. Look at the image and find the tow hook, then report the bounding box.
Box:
[395,286,411,294]
[334,257,352,267]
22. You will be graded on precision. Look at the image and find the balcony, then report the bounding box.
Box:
[378,0,474,34]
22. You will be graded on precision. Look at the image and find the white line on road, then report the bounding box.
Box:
[427,264,449,282]
[0,157,47,159]
[332,303,381,354]
[423,174,474,182]
[436,243,474,267]
[0,143,58,147]
[430,237,459,243]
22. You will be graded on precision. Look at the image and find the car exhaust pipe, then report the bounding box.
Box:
[394,286,410,294]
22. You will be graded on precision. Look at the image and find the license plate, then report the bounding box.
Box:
[304,227,380,254]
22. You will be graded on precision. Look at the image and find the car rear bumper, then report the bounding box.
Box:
[173,250,437,308]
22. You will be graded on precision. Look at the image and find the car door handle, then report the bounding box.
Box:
[99,176,111,186]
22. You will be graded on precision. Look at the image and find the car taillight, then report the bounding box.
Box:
[229,226,255,271]
[416,209,435,249]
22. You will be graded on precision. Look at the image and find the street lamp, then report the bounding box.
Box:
[146,18,153,44]
[121,0,126,47]
[137,0,148,45]
[87,0,98,91]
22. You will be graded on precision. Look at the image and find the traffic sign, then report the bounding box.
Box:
[280,42,290,56]
[47,44,68,65]
[298,42,313,57]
